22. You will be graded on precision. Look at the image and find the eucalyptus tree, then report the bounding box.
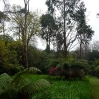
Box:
[75,2,94,59]
[45,0,88,58]
[40,14,58,52]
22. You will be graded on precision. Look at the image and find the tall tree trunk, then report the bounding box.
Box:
[48,26,50,52]
[63,0,67,58]
[23,2,28,68]
[2,22,5,40]
[80,39,82,59]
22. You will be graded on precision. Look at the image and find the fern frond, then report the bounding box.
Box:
[0,73,12,93]
[19,79,51,97]
[24,67,42,74]
[0,68,50,99]
[11,67,42,85]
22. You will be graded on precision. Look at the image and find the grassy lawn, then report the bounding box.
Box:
[12,74,99,99]
[31,75,91,99]
[1,73,96,99]
[89,77,99,99]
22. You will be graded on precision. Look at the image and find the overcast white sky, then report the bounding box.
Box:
[0,0,99,49]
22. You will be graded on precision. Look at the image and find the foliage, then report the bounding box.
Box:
[46,59,60,68]
[45,0,93,58]
[7,40,23,65]
[9,5,41,44]
[28,45,41,67]
[0,67,51,99]
[37,51,56,73]
[47,60,88,79]
[0,39,9,74]
[92,59,99,66]
[71,60,91,73]
[0,37,24,75]
[88,50,99,61]
[0,34,13,45]
[94,65,99,77]
[40,14,58,52]
[0,11,10,23]
[92,40,99,52]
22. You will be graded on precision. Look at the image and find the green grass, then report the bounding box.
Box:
[89,77,99,99]
[12,74,99,99]
[31,75,91,99]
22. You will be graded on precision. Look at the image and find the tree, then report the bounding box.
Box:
[88,50,99,61]
[40,14,58,52]
[77,24,94,59]
[45,0,88,58]
[92,41,99,52]
[0,11,10,35]
[0,34,13,44]
[9,5,40,45]
[88,41,99,61]
[0,0,10,34]
[9,4,41,68]
[74,2,94,59]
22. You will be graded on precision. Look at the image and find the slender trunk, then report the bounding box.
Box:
[80,39,82,59]
[49,34,50,52]
[19,26,20,40]
[84,41,88,60]
[2,21,5,40]
[23,3,28,68]
[48,26,50,52]
[63,0,67,58]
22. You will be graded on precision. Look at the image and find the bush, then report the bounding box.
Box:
[49,67,57,75]
[61,62,70,69]
[46,59,60,68]
[71,60,91,73]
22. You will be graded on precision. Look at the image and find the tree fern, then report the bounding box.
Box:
[11,67,42,85]
[0,67,51,99]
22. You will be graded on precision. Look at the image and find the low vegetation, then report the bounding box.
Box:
[1,67,99,99]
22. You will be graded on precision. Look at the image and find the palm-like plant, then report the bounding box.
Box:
[0,67,51,99]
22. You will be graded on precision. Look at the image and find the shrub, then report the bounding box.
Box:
[49,67,57,75]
